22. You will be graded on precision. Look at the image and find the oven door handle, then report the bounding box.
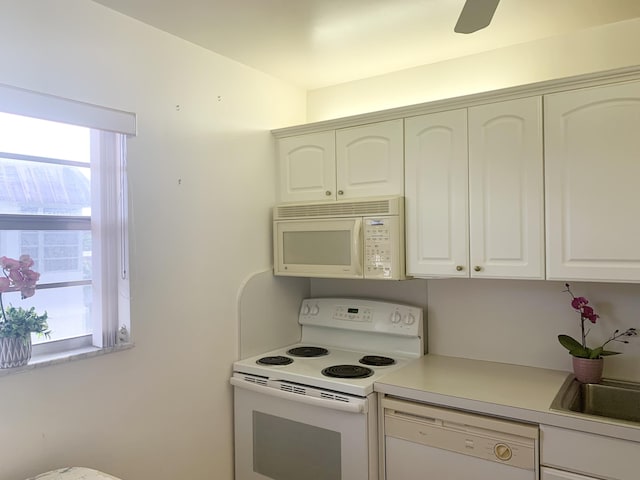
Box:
[230,377,366,414]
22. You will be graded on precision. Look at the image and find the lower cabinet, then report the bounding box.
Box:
[541,467,601,480]
[540,425,639,480]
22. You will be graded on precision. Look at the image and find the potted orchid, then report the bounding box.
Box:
[0,255,50,368]
[558,283,637,383]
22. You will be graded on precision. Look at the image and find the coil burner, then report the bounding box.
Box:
[359,355,396,367]
[287,346,329,358]
[321,364,374,379]
[256,356,293,366]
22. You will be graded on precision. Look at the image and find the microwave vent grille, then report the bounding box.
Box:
[275,198,399,219]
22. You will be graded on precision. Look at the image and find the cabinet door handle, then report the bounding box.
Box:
[456,265,464,271]
[325,190,332,196]
[474,266,482,272]
[337,190,344,195]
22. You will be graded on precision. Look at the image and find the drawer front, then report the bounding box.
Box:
[541,466,600,480]
[541,425,639,480]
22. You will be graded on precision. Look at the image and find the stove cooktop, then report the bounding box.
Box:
[234,298,424,397]
[233,343,415,397]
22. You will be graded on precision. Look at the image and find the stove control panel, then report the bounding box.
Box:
[334,305,373,322]
[299,298,423,337]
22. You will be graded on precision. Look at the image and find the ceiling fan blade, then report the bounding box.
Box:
[454,0,500,34]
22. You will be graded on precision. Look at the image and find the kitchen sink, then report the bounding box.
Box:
[551,377,640,424]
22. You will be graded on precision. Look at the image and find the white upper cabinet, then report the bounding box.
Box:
[275,70,640,283]
[405,97,544,279]
[468,97,545,279]
[277,131,336,203]
[335,119,404,200]
[545,80,640,282]
[277,119,403,203]
[405,109,469,277]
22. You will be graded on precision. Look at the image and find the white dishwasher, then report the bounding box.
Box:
[382,397,538,480]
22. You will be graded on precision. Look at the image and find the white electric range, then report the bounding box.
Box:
[231,297,424,480]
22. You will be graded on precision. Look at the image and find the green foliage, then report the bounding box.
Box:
[0,305,50,339]
[558,334,620,359]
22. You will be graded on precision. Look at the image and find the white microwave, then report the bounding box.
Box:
[273,196,406,280]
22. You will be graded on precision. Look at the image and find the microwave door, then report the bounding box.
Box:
[274,218,363,278]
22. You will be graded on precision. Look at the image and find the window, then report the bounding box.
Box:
[0,84,135,357]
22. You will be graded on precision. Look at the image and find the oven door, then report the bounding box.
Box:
[232,377,376,480]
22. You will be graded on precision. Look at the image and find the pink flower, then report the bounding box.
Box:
[19,255,34,268]
[20,287,36,299]
[0,253,42,322]
[571,297,588,309]
[0,256,20,270]
[24,270,40,282]
[581,305,599,324]
[8,269,23,285]
[0,254,41,298]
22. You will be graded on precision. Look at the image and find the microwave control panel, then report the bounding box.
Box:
[363,216,403,280]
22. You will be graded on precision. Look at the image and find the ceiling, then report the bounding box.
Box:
[93,0,640,90]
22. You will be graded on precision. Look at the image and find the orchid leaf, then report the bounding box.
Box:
[558,335,589,357]
[600,350,621,356]
[588,347,603,359]
[570,348,591,358]
[558,335,584,351]
[558,334,581,350]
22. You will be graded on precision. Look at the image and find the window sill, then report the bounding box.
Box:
[0,342,134,377]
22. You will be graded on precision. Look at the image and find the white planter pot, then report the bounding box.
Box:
[0,335,32,368]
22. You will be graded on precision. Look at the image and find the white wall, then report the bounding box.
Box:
[311,278,640,382]
[237,270,309,359]
[0,1,305,479]
[307,17,640,121]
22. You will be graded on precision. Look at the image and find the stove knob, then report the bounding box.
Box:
[390,311,402,324]
[310,304,320,315]
[403,313,416,325]
[301,304,311,315]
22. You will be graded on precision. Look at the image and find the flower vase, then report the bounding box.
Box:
[0,335,32,368]
[572,356,604,384]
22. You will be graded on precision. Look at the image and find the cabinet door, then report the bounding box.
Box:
[335,119,404,199]
[468,96,544,279]
[541,425,639,480]
[545,81,640,282]
[277,131,336,203]
[404,109,469,277]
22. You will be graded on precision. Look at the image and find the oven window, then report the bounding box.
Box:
[283,230,351,265]
[253,412,341,480]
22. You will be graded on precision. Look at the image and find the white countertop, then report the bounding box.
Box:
[27,467,121,480]
[374,354,640,443]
